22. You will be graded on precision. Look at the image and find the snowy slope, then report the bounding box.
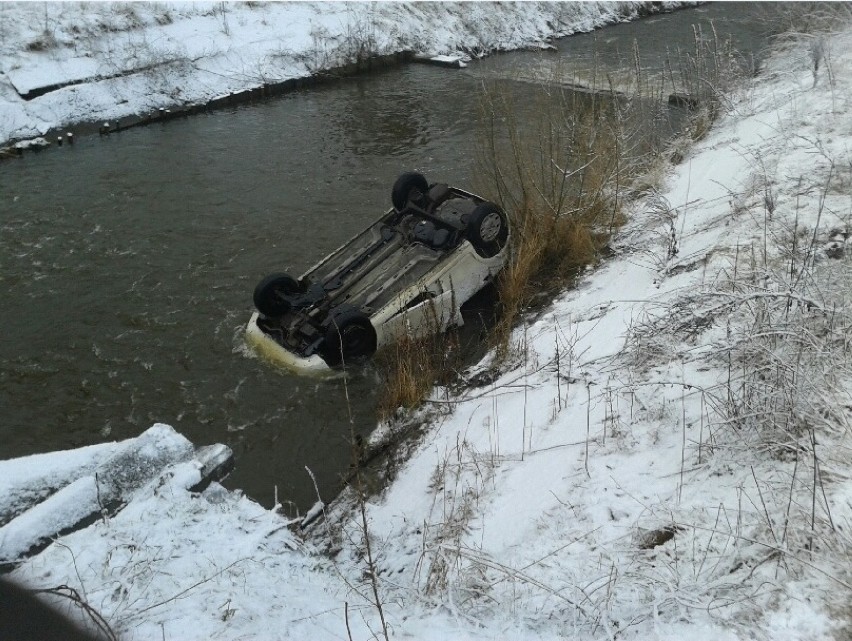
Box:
[0,1,678,148]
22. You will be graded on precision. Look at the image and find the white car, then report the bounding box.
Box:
[246,172,509,373]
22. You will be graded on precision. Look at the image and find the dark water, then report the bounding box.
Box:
[0,3,770,512]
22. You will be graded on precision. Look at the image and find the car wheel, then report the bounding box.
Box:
[466,203,508,257]
[392,172,429,211]
[321,310,378,367]
[253,273,300,316]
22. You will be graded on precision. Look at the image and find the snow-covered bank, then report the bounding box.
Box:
[5,10,852,641]
[0,1,683,149]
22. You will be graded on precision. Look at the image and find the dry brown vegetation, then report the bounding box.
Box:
[476,20,749,360]
[475,83,631,358]
[375,326,461,420]
[376,84,635,416]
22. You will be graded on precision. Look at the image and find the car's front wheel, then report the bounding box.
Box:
[253,273,301,316]
[392,172,429,211]
[466,203,508,257]
[320,309,378,367]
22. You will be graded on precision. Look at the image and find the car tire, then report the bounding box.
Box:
[466,203,508,257]
[392,172,429,211]
[253,273,300,316]
[321,309,378,367]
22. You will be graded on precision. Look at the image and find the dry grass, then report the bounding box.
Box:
[375,319,461,421]
[474,21,751,361]
[375,92,622,411]
[475,83,633,358]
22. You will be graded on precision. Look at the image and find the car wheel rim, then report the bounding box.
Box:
[479,212,503,243]
[343,326,370,355]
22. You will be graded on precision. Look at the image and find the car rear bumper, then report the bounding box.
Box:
[245,312,331,374]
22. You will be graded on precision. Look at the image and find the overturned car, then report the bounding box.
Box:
[246,172,509,373]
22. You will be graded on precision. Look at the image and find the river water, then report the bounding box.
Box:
[0,3,770,511]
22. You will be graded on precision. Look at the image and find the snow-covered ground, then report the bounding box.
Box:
[0,1,670,149]
[3,6,852,641]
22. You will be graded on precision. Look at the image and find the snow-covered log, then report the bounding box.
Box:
[0,425,232,566]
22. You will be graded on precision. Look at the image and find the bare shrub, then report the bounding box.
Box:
[475,78,641,359]
[759,2,852,40]
[340,8,379,64]
[472,19,754,362]
[26,30,58,52]
[663,21,747,142]
[297,10,381,74]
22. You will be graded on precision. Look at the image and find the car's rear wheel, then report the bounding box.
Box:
[466,203,508,257]
[320,310,378,367]
[392,172,429,211]
[253,273,300,316]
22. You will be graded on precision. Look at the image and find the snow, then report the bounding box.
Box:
[0,424,207,565]
[0,440,119,525]
[0,475,99,563]
[3,4,852,641]
[317,17,852,641]
[0,1,680,148]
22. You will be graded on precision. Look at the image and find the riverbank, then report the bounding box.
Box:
[5,11,852,641]
[0,1,685,152]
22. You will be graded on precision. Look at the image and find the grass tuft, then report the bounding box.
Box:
[375,315,461,421]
